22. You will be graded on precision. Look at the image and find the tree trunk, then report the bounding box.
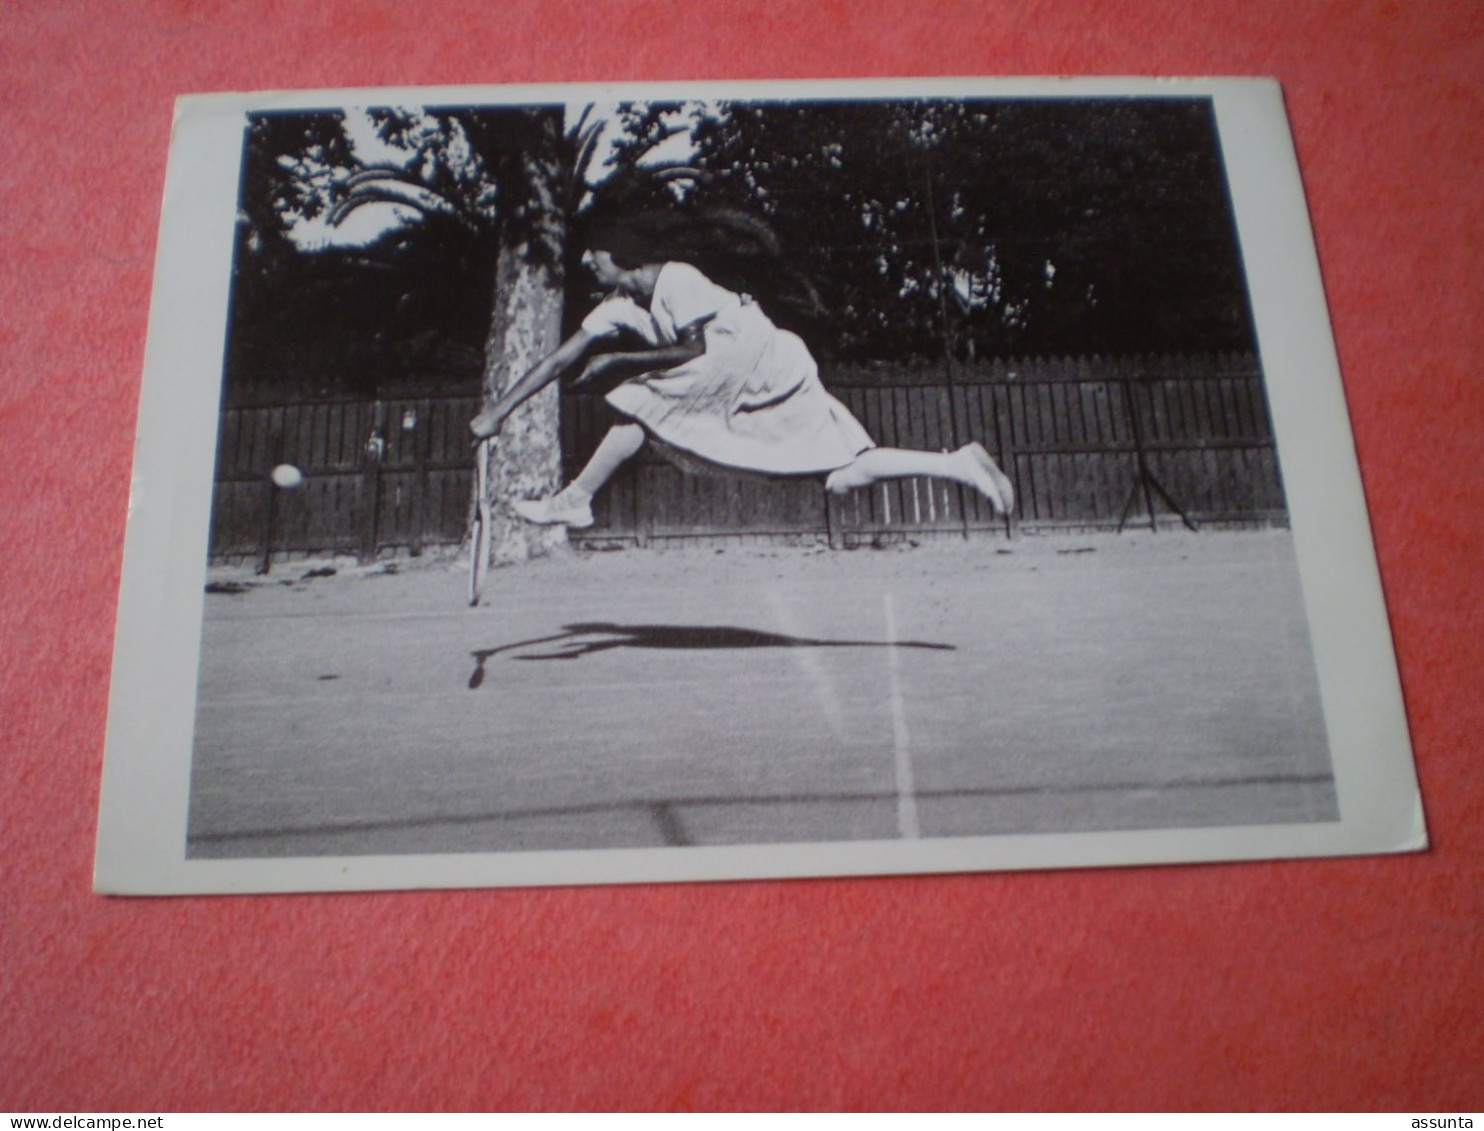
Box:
[471,106,574,566]
[481,239,567,565]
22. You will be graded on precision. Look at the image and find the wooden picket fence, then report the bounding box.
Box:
[209,396,484,568]
[209,352,1283,564]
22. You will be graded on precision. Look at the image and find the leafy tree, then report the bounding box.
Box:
[230,103,667,563]
[227,110,492,403]
[340,104,584,564]
[688,97,1256,362]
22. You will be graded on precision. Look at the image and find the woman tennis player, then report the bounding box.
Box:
[469,210,1014,527]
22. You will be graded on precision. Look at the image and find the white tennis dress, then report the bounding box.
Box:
[582,262,874,476]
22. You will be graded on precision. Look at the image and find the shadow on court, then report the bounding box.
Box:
[469,621,954,686]
[188,531,1339,859]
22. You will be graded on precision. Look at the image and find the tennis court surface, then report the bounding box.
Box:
[187,528,1336,859]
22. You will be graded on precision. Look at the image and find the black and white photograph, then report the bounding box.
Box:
[95,78,1422,893]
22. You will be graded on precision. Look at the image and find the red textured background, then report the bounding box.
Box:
[2,0,1480,1112]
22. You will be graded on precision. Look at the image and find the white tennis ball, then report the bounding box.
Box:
[270,463,305,489]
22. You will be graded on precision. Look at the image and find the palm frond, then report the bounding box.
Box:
[327,171,474,231]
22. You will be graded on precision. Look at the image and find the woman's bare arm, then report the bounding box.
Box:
[470,328,600,438]
[570,319,709,390]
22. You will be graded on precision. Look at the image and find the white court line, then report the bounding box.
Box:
[883,593,921,839]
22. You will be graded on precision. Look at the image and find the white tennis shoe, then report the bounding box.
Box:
[513,486,595,528]
[958,443,1015,516]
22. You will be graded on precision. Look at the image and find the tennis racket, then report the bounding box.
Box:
[468,437,492,606]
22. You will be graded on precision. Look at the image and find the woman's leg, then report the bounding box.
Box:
[514,422,646,527]
[572,422,646,495]
[825,443,1015,515]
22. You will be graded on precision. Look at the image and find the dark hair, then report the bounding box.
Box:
[583,207,822,329]
[584,212,675,269]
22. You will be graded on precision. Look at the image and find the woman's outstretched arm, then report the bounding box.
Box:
[570,319,709,391]
[470,328,601,439]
